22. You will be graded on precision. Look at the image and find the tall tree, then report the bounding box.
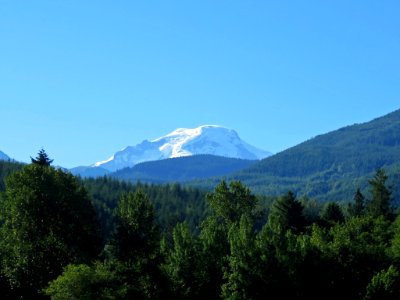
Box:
[207,180,258,225]
[162,222,199,299]
[0,160,101,298]
[108,190,163,299]
[110,190,159,263]
[197,216,229,298]
[348,188,365,217]
[367,168,393,219]
[222,216,259,300]
[268,191,305,234]
[30,148,53,166]
[320,202,345,227]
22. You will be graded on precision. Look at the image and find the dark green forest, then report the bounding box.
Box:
[1,152,400,299]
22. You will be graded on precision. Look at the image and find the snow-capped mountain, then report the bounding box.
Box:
[0,150,10,161]
[90,125,271,172]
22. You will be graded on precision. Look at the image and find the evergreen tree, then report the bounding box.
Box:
[310,215,392,298]
[110,190,159,263]
[348,188,365,217]
[320,202,345,226]
[207,180,258,225]
[197,216,229,298]
[30,148,54,166]
[367,168,393,219]
[107,190,163,299]
[268,191,305,234]
[162,222,199,299]
[222,216,259,300]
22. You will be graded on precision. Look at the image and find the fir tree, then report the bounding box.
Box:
[367,168,393,219]
[31,148,54,166]
[348,188,365,217]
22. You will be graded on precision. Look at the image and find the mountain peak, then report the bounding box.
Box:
[89,125,271,172]
[153,125,228,140]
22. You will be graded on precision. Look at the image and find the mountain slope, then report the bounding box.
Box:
[111,155,257,183]
[70,166,110,178]
[75,125,271,174]
[0,150,10,161]
[247,109,400,177]
[0,160,24,191]
[195,109,400,201]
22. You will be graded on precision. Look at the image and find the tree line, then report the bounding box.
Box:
[0,150,399,299]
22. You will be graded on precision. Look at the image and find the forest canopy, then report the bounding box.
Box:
[0,151,399,299]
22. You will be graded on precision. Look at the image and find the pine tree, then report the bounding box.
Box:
[162,222,199,299]
[320,202,345,226]
[367,168,393,219]
[197,216,230,298]
[268,191,305,234]
[348,188,365,217]
[222,216,259,300]
[31,148,54,166]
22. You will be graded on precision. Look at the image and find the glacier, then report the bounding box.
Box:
[89,125,271,172]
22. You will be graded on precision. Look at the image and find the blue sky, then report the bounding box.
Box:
[1,1,399,168]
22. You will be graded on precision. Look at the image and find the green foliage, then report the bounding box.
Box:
[0,163,101,298]
[367,168,393,219]
[268,191,306,234]
[45,259,161,300]
[207,181,258,225]
[107,190,164,298]
[110,190,159,263]
[44,262,125,300]
[310,215,392,298]
[364,265,400,300]
[349,188,366,217]
[388,215,400,264]
[197,216,229,298]
[162,222,199,299]
[45,190,166,300]
[0,160,399,299]
[0,159,24,192]
[222,216,258,300]
[320,202,345,226]
[83,177,207,238]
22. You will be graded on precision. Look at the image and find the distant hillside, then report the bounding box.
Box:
[249,109,400,177]
[70,166,110,178]
[0,150,10,161]
[111,154,257,183]
[0,160,24,191]
[195,109,400,202]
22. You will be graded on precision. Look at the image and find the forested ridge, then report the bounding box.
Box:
[1,152,400,299]
[195,109,400,201]
[110,155,257,183]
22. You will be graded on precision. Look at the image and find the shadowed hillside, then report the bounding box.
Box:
[194,109,400,202]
